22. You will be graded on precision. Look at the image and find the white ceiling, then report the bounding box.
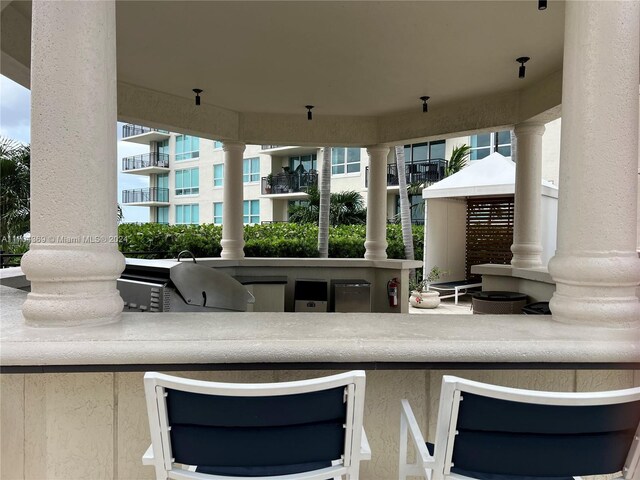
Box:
[115,1,566,117]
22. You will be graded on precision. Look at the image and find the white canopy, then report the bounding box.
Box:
[422,152,558,199]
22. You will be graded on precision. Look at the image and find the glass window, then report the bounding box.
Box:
[243,200,260,225]
[175,204,199,224]
[429,140,446,160]
[332,148,360,175]
[157,139,170,156]
[175,168,199,195]
[213,202,223,225]
[175,135,200,161]
[156,206,169,224]
[213,140,223,149]
[289,154,317,172]
[412,143,429,162]
[213,164,224,187]
[470,131,511,160]
[156,173,169,202]
[243,157,260,183]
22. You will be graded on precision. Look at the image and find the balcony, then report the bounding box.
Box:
[121,152,170,175]
[121,187,169,206]
[121,124,171,145]
[365,158,448,189]
[261,172,318,199]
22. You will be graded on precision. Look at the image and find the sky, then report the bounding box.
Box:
[1,75,150,223]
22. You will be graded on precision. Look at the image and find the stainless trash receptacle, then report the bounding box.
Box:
[331,279,371,312]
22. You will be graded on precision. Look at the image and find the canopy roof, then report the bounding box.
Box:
[1,1,566,145]
[422,152,558,199]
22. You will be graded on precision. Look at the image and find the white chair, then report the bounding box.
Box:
[143,370,370,479]
[399,375,640,480]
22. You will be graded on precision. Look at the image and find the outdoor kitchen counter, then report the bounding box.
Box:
[1,286,638,371]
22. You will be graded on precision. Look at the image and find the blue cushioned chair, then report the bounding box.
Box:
[143,371,369,479]
[399,375,640,480]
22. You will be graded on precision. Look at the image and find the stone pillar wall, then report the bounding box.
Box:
[365,146,390,260]
[548,1,640,327]
[221,142,246,259]
[511,122,545,268]
[21,0,125,326]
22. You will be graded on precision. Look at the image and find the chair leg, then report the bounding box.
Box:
[399,412,409,480]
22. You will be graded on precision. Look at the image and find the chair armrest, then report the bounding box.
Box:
[400,399,433,465]
[142,444,155,465]
[360,427,372,460]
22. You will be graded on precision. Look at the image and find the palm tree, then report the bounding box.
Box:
[317,147,331,258]
[446,144,471,176]
[288,187,366,226]
[394,146,414,262]
[0,138,30,244]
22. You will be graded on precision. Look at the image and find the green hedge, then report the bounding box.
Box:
[117,223,424,260]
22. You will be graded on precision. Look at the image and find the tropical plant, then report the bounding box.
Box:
[0,138,30,243]
[288,187,367,226]
[317,147,331,257]
[394,146,414,263]
[446,144,471,176]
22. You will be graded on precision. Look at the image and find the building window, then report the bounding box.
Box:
[213,140,223,149]
[157,139,170,156]
[156,173,169,202]
[243,200,260,225]
[175,168,199,196]
[403,140,446,163]
[175,135,199,161]
[243,157,260,183]
[470,130,511,160]
[213,164,224,187]
[332,147,360,175]
[213,202,223,225]
[175,204,199,224]
[289,154,317,173]
[395,195,424,224]
[156,206,169,224]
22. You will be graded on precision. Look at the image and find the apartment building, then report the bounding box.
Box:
[120,120,560,225]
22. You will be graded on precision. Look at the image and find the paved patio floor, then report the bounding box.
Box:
[409,296,474,315]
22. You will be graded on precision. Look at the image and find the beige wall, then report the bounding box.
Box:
[2,369,637,480]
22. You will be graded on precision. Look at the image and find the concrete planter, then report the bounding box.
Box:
[410,290,440,309]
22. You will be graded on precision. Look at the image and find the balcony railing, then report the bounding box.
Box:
[261,172,318,195]
[122,187,169,204]
[122,124,169,138]
[122,152,170,171]
[365,158,448,187]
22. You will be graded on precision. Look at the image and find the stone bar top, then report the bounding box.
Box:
[1,286,638,370]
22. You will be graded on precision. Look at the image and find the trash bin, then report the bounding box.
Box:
[472,291,528,314]
[294,279,328,312]
[331,279,371,312]
[522,301,551,315]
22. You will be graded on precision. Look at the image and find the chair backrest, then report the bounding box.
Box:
[144,370,366,479]
[432,375,640,479]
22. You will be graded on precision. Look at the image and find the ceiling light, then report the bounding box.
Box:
[538,0,547,10]
[516,57,530,79]
[305,105,314,120]
[192,88,203,106]
[420,96,430,113]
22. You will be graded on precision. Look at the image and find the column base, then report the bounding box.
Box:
[510,243,543,269]
[220,239,245,259]
[548,252,640,328]
[20,244,125,327]
[364,240,388,260]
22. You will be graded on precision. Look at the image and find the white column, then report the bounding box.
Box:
[548,1,640,327]
[221,142,246,259]
[21,0,125,327]
[365,146,390,260]
[511,122,545,268]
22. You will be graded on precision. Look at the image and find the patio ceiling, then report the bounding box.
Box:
[2,0,567,144]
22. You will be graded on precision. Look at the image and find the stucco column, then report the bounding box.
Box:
[221,142,246,259]
[20,0,125,326]
[365,146,390,260]
[511,122,545,268]
[548,1,640,327]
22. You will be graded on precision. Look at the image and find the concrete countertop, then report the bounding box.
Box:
[2,286,638,370]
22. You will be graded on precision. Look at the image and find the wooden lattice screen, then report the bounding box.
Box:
[466,196,514,280]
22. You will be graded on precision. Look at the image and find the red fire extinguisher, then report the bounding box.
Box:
[387,278,399,307]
